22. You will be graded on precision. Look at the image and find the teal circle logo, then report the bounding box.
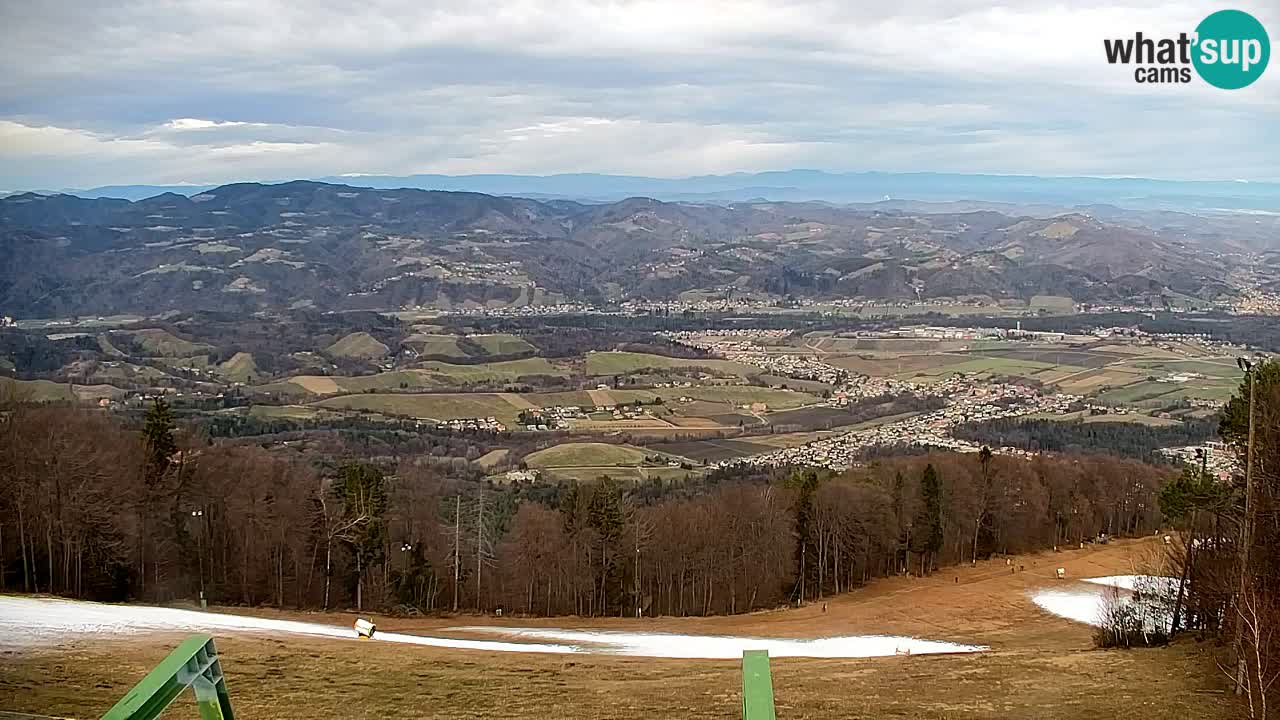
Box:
[1193,10,1270,89]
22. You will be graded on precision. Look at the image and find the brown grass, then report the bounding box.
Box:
[0,538,1241,720]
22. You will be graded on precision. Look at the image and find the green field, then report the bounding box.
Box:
[0,377,122,403]
[217,352,259,383]
[584,351,756,377]
[1094,381,1178,405]
[263,359,570,397]
[416,358,567,383]
[524,442,650,468]
[245,404,328,420]
[468,333,536,356]
[325,332,389,360]
[314,392,522,422]
[1130,359,1243,380]
[907,356,1084,381]
[124,328,213,357]
[1028,295,1076,313]
[404,334,467,358]
[519,391,596,408]
[91,362,179,384]
[476,449,510,469]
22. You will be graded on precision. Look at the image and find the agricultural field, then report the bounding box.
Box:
[524,442,651,468]
[467,333,536,356]
[402,333,467,358]
[255,359,570,398]
[119,328,214,357]
[313,392,529,423]
[244,404,330,421]
[89,362,180,385]
[475,449,510,470]
[415,358,567,384]
[0,377,123,403]
[806,335,964,354]
[217,352,259,383]
[584,351,756,377]
[325,332,389,360]
[815,336,1244,414]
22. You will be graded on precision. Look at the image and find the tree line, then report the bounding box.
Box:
[0,395,1174,618]
[1159,361,1278,717]
[955,415,1218,460]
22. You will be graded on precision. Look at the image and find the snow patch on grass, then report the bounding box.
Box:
[0,596,986,659]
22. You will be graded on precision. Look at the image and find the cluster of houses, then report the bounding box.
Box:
[1159,442,1240,483]
[434,416,506,433]
[720,382,1082,471]
[1233,288,1280,316]
[518,405,586,431]
[442,302,599,318]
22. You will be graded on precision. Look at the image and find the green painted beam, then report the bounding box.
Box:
[101,634,234,720]
[742,649,777,720]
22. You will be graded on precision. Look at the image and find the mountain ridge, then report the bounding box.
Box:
[0,180,1268,318]
[23,170,1280,213]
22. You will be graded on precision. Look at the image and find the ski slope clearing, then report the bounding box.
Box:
[0,595,982,658]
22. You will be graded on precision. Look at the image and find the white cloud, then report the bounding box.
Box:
[0,0,1276,188]
[163,118,251,130]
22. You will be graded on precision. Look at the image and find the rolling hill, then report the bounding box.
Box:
[0,180,1261,318]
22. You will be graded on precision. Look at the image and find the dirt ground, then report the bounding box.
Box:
[0,537,1243,719]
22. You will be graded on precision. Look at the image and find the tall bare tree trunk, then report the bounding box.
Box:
[323,539,332,610]
[356,552,363,611]
[475,493,484,612]
[18,503,29,592]
[452,495,460,612]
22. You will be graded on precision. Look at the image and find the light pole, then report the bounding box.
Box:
[190,509,205,606]
[1233,357,1257,696]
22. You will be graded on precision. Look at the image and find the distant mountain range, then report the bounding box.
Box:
[23,170,1280,214]
[2,180,1273,319]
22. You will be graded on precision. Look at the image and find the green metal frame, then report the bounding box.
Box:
[741,650,777,720]
[101,634,234,720]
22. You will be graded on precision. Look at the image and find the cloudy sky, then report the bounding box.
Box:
[1,0,1276,190]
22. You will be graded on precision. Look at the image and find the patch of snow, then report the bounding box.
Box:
[1082,575,1180,594]
[0,597,985,659]
[0,596,570,654]
[451,627,986,659]
[1030,590,1108,626]
[1030,575,1179,630]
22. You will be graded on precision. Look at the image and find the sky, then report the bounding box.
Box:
[0,0,1277,190]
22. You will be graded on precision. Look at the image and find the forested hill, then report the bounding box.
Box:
[0,180,1249,317]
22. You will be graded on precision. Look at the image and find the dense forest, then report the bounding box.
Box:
[1,395,1172,618]
[955,416,1218,460]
